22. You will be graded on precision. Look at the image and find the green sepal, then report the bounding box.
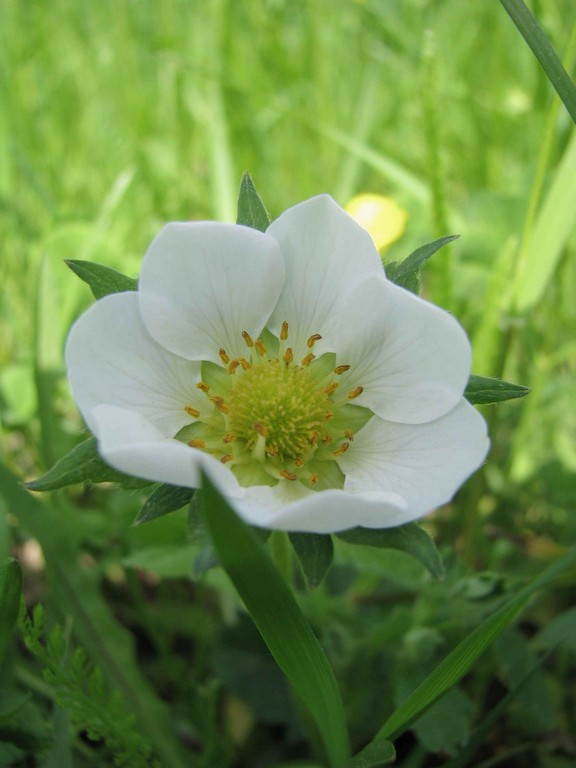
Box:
[464,374,530,405]
[0,558,23,665]
[134,484,195,526]
[25,437,151,491]
[236,172,272,232]
[386,235,459,294]
[344,740,396,767]
[289,533,334,589]
[337,523,444,580]
[65,259,138,299]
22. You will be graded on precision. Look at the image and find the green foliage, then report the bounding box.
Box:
[236,172,272,232]
[289,532,334,589]
[134,483,194,525]
[0,558,22,664]
[464,374,531,405]
[386,235,459,294]
[66,260,138,299]
[19,605,160,768]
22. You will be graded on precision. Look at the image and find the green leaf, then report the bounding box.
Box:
[25,437,150,491]
[337,524,444,581]
[386,235,459,294]
[500,0,576,124]
[289,533,334,589]
[200,472,350,767]
[236,172,271,232]
[366,548,576,745]
[65,260,138,299]
[345,739,396,767]
[134,484,194,525]
[464,374,530,405]
[0,558,22,664]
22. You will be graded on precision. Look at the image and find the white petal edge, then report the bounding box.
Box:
[338,398,490,524]
[65,293,204,436]
[234,482,408,533]
[335,276,472,423]
[266,195,385,359]
[138,222,285,363]
[91,404,243,496]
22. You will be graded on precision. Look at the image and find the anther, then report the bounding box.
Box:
[347,386,364,400]
[196,382,210,393]
[280,321,289,340]
[301,353,315,367]
[325,382,339,396]
[223,433,235,443]
[283,347,294,364]
[210,395,229,414]
[307,333,322,348]
[280,470,297,481]
[238,357,250,371]
[294,457,304,467]
[254,422,268,437]
[344,428,354,442]
[187,439,206,448]
[325,411,334,421]
[333,441,350,456]
[220,454,234,464]
[334,364,351,375]
[219,348,230,365]
[255,339,267,356]
[242,330,254,348]
[184,406,200,418]
[309,474,320,485]
[228,360,240,374]
[321,434,333,445]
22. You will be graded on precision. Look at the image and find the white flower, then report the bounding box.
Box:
[65,196,489,533]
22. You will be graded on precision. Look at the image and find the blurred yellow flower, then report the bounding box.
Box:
[345,194,408,252]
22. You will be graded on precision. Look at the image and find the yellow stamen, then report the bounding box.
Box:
[333,442,350,456]
[242,330,254,348]
[309,474,320,485]
[344,428,354,442]
[325,411,334,421]
[228,359,240,374]
[301,353,315,367]
[280,321,289,340]
[219,348,230,365]
[283,347,294,364]
[254,422,268,437]
[184,406,200,418]
[334,364,351,375]
[187,439,205,448]
[238,357,250,371]
[280,470,297,481]
[223,433,235,443]
[210,396,229,414]
[196,381,210,393]
[294,457,304,467]
[347,386,364,400]
[325,382,339,396]
[220,454,234,464]
[321,434,333,445]
[255,339,267,356]
[307,333,322,348]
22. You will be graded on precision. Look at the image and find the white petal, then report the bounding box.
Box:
[335,276,472,423]
[138,222,284,363]
[91,404,243,495]
[338,399,489,524]
[234,483,407,533]
[266,196,385,359]
[65,293,203,435]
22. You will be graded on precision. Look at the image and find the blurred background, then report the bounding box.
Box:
[1,1,576,766]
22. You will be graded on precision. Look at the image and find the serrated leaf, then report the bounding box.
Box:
[134,484,194,525]
[200,472,351,767]
[386,235,459,293]
[0,558,22,664]
[337,523,444,580]
[65,260,137,299]
[464,374,530,405]
[345,740,396,767]
[26,437,150,491]
[236,172,271,232]
[289,533,334,589]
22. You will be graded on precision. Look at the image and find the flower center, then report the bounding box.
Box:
[178,323,373,490]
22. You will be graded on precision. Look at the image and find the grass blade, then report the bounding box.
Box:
[0,558,22,664]
[201,472,351,767]
[500,0,576,123]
